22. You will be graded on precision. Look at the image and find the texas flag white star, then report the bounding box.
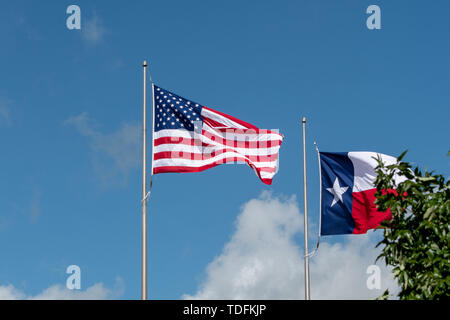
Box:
[326,177,349,207]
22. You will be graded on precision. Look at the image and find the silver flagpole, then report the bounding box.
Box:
[141,60,148,300]
[302,116,310,300]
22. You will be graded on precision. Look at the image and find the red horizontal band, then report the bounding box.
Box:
[154,133,282,149]
[202,106,258,130]
[209,126,282,136]
[351,188,393,234]
[153,157,276,185]
[154,149,279,162]
[202,115,227,128]
[154,136,212,147]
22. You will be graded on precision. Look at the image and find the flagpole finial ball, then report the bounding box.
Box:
[302,117,306,123]
[143,60,147,67]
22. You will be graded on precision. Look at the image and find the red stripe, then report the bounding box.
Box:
[202,116,282,138]
[351,188,392,234]
[154,156,276,173]
[203,106,258,129]
[153,157,276,185]
[154,149,279,162]
[154,166,274,185]
[201,130,282,148]
[202,115,227,128]
[211,127,282,136]
[154,136,213,147]
[154,134,282,149]
[154,164,276,174]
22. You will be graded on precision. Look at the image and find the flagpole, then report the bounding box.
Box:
[302,116,310,300]
[141,60,148,300]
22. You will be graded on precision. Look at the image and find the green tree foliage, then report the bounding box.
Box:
[373,151,449,300]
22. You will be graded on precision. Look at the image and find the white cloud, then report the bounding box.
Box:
[30,283,111,300]
[310,235,398,299]
[0,280,123,300]
[183,192,399,300]
[0,285,26,300]
[64,112,140,185]
[82,14,105,45]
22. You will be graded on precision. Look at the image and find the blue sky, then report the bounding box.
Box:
[0,1,448,299]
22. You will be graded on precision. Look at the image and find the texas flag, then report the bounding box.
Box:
[320,151,406,235]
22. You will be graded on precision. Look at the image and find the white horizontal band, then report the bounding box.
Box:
[153,151,278,169]
[154,142,281,157]
[348,152,407,192]
[201,107,247,129]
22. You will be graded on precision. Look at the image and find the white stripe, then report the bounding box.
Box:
[202,145,280,156]
[154,147,278,165]
[154,143,281,156]
[200,127,281,152]
[153,152,278,169]
[202,124,282,142]
[154,127,282,153]
[154,127,282,144]
[154,129,195,140]
[154,143,203,154]
[260,171,275,179]
[348,152,407,192]
[201,108,247,129]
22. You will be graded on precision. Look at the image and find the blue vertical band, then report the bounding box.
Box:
[320,152,355,235]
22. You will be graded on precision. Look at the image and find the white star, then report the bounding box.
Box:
[326,177,349,207]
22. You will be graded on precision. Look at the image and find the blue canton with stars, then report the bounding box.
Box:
[153,85,203,132]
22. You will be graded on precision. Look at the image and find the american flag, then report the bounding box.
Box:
[151,85,283,185]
